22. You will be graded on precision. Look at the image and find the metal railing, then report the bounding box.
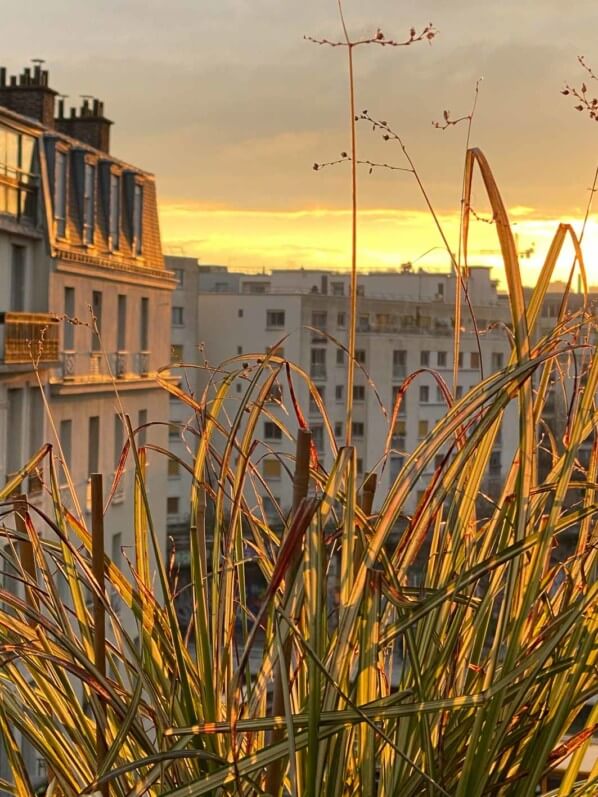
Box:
[0,312,60,364]
[61,350,152,380]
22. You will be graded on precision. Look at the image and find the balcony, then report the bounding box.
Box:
[59,350,153,382]
[0,312,59,365]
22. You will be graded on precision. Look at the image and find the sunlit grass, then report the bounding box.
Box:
[0,148,596,796]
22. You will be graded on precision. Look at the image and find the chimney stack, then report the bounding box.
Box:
[0,61,57,127]
[54,95,113,153]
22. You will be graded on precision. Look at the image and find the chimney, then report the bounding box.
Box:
[54,95,113,153]
[0,61,57,127]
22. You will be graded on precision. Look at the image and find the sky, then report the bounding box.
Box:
[3,0,598,285]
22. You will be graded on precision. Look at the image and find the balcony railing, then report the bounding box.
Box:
[0,312,60,364]
[60,350,153,381]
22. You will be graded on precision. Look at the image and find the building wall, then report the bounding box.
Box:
[187,267,517,519]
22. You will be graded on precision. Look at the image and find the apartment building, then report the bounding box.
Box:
[166,258,517,524]
[0,59,174,648]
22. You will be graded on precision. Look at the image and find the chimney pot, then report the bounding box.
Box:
[10,75,17,86]
[0,68,5,88]
[70,106,76,118]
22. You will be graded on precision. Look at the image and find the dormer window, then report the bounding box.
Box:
[133,182,143,255]
[82,162,95,245]
[109,172,120,250]
[54,149,67,238]
[124,171,144,256]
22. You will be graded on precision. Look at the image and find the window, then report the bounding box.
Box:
[91,291,102,352]
[168,459,180,478]
[266,310,285,328]
[88,417,100,476]
[393,350,406,379]
[492,352,504,370]
[309,386,325,414]
[167,497,179,516]
[263,496,279,517]
[117,295,127,351]
[168,421,179,441]
[138,409,148,447]
[436,282,444,298]
[63,287,75,350]
[59,419,72,470]
[140,298,149,351]
[419,385,430,403]
[390,454,404,482]
[311,311,327,341]
[356,458,363,475]
[420,350,430,367]
[171,344,183,364]
[334,422,343,438]
[0,125,37,222]
[336,349,345,366]
[310,348,326,378]
[83,162,95,245]
[133,183,143,255]
[173,268,184,286]
[355,349,366,364]
[458,352,463,368]
[392,387,407,416]
[54,150,67,237]
[10,245,25,312]
[6,389,23,477]
[418,419,429,438]
[264,421,282,441]
[114,414,124,469]
[263,459,282,479]
[109,173,120,249]
[238,308,244,318]
[172,306,184,326]
[489,451,502,475]
[470,351,480,370]
[335,385,344,401]
[357,315,369,332]
[353,385,365,402]
[456,385,463,399]
[312,424,324,452]
[352,422,364,437]
[437,351,447,367]
[337,311,346,327]
[332,282,344,296]
[392,419,406,447]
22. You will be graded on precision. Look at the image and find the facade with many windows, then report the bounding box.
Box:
[165,258,517,524]
[0,70,175,778]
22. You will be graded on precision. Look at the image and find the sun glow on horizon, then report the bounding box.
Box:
[159,202,598,289]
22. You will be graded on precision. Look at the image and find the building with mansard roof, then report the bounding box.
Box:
[0,65,175,783]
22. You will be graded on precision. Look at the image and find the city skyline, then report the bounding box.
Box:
[4,0,597,285]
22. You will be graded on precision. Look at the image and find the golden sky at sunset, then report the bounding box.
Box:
[160,204,598,289]
[5,0,597,286]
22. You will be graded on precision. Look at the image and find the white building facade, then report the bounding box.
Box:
[166,259,517,523]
